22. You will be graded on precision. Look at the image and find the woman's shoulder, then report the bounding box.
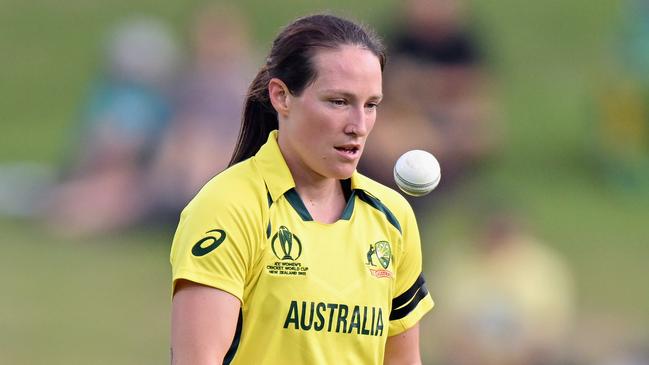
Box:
[184,159,267,215]
[354,172,414,219]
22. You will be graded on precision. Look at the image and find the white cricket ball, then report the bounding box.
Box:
[393,150,441,197]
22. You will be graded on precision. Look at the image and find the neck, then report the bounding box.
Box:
[285,161,347,224]
[294,177,340,204]
[296,181,346,224]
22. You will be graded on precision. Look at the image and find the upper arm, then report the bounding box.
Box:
[169,177,262,364]
[171,280,241,365]
[384,324,421,365]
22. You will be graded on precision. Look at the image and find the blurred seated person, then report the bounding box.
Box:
[146,4,253,221]
[423,211,576,365]
[361,0,500,191]
[43,17,179,236]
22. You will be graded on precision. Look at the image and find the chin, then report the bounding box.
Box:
[328,165,356,180]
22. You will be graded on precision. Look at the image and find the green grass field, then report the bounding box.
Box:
[2,0,648,363]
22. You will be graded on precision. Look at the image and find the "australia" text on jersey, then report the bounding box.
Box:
[283,300,384,337]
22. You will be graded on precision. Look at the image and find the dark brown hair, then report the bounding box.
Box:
[228,14,386,166]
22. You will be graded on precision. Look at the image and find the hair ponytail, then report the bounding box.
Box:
[228,14,385,167]
[228,67,278,166]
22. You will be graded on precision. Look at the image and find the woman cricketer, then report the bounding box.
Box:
[170,14,434,364]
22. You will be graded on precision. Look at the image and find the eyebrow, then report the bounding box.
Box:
[322,89,383,101]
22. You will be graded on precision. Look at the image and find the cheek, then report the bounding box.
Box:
[302,105,336,136]
[368,114,377,132]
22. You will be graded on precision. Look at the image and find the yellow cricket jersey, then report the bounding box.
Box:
[170,130,434,364]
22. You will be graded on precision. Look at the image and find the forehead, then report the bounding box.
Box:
[308,45,382,95]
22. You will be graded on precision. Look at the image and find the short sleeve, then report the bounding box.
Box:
[169,181,262,302]
[388,204,434,336]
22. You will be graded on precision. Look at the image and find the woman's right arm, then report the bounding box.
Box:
[171,279,241,365]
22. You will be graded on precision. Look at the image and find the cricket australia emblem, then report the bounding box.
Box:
[365,240,393,278]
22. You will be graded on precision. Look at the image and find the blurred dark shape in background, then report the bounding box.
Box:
[42,16,180,237]
[423,210,576,365]
[590,0,649,193]
[361,0,501,199]
[147,3,252,223]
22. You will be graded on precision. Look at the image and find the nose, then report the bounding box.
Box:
[344,106,369,137]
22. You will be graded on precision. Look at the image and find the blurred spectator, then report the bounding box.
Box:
[146,4,253,222]
[592,76,649,191]
[590,0,649,192]
[43,16,180,236]
[423,211,576,365]
[361,0,500,193]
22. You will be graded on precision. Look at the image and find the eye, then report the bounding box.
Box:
[330,99,347,107]
[365,102,379,110]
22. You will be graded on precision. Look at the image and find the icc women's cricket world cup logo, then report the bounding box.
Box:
[271,226,302,261]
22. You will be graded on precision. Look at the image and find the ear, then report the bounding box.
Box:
[268,78,291,118]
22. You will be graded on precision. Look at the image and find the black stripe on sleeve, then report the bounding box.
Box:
[389,285,429,321]
[391,274,425,309]
[223,309,243,365]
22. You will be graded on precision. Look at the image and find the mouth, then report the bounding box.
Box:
[334,144,361,158]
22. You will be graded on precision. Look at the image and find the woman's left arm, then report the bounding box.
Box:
[384,323,422,365]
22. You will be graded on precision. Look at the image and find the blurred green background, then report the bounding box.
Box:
[1,0,647,364]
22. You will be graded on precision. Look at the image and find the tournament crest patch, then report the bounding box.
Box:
[266,225,309,277]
